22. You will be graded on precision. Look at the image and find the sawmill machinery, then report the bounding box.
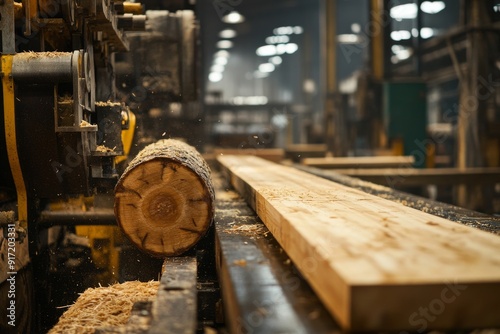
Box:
[0,0,200,332]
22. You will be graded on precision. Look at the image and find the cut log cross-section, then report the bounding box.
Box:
[115,139,215,257]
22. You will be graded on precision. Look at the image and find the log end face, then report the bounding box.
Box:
[115,148,214,257]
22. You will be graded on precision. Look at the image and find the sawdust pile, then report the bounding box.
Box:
[225,224,269,237]
[49,280,159,334]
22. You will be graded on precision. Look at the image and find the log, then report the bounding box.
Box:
[218,155,500,331]
[115,139,214,257]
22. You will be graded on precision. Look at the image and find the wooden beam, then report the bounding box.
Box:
[285,144,327,162]
[302,155,415,169]
[330,167,500,187]
[212,148,284,163]
[148,257,197,334]
[292,164,500,235]
[218,155,500,331]
[214,180,339,333]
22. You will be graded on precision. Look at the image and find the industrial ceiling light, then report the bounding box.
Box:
[217,40,233,49]
[219,29,237,39]
[254,70,269,78]
[276,44,287,55]
[420,27,435,39]
[214,56,228,65]
[293,26,303,34]
[285,43,298,54]
[215,50,230,58]
[390,3,418,21]
[269,56,282,65]
[265,35,290,44]
[256,45,277,56]
[209,72,223,83]
[420,1,445,14]
[222,11,245,24]
[337,34,363,44]
[259,63,275,73]
[211,64,225,73]
[390,30,412,41]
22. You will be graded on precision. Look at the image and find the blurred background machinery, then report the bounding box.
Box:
[2,0,500,333]
[0,0,201,332]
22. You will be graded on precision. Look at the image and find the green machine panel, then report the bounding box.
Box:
[383,81,427,168]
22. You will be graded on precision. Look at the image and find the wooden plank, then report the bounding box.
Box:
[148,257,197,334]
[212,148,284,163]
[218,155,500,331]
[302,155,415,169]
[329,167,500,187]
[214,176,339,333]
[285,144,326,162]
[292,164,500,235]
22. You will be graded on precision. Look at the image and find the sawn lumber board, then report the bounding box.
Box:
[217,155,500,331]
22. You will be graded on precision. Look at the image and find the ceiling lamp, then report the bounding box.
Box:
[421,1,445,14]
[219,29,237,39]
[217,40,233,49]
[269,56,282,65]
[214,56,228,65]
[222,11,245,24]
[215,50,230,58]
[211,64,225,73]
[259,63,275,73]
[390,3,418,21]
[209,72,223,83]
[256,45,277,56]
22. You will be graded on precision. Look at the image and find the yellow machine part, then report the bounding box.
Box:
[2,55,28,229]
[49,197,122,283]
[116,110,136,164]
[76,225,122,283]
[124,2,144,14]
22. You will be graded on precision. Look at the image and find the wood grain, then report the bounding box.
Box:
[218,155,500,331]
[302,155,415,169]
[115,139,214,257]
[327,167,500,186]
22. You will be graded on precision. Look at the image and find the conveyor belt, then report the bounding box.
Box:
[214,175,339,333]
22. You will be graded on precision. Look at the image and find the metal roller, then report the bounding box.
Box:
[12,52,74,82]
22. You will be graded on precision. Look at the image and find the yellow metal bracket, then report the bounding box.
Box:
[2,55,28,228]
[115,110,136,164]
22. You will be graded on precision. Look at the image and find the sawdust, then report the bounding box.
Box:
[225,224,269,237]
[80,120,93,127]
[95,100,121,107]
[16,51,70,59]
[58,95,73,103]
[49,280,159,334]
[96,145,116,153]
[215,189,240,201]
[233,259,247,267]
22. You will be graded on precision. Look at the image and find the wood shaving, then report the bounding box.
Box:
[49,280,159,334]
[58,95,73,103]
[96,145,116,153]
[80,120,93,127]
[16,51,70,59]
[95,101,121,107]
[233,259,247,267]
[225,224,269,237]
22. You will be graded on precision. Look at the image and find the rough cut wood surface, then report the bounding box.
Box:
[115,139,214,257]
[326,167,500,186]
[218,155,500,331]
[302,155,415,169]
